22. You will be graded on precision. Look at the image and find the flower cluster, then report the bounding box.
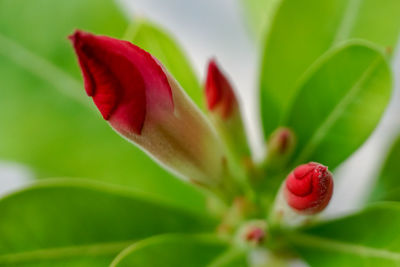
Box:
[70,30,334,223]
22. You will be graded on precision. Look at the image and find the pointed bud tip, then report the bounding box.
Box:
[278,130,291,151]
[269,127,295,155]
[69,29,128,125]
[68,30,93,51]
[245,227,265,243]
[205,59,237,119]
[236,220,268,247]
[68,29,81,42]
[284,162,333,214]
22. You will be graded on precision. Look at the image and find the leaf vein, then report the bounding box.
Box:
[290,232,400,261]
[294,56,381,164]
[0,240,135,264]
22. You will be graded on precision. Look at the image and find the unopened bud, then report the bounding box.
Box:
[204,59,250,168]
[235,220,267,248]
[205,59,237,119]
[69,30,237,198]
[265,127,296,171]
[284,162,333,214]
[245,227,265,244]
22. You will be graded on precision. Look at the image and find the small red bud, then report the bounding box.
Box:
[205,59,237,119]
[245,227,265,244]
[284,162,333,214]
[276,130,291,154]
[265,127,296,171]
[204,59,250,163]
[268,127,295,155]
[235,220,267,248]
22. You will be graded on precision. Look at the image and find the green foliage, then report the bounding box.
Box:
[240,0,280,43]
[0,180,216,266]
[369,136,400,202]
[208,249,248,267]
[0,0,399,266]
[286,202,400,266]
[124,20,204,111]
[112,234,227,267]
[285,42,391,169]
[259,0,400,139]
[0,0,207,212]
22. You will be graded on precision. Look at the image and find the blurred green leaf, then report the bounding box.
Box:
[285,202,400,266]
[124,20,204,110]
[0,180,216,266]
[285,42,391,169]
[208,249,248,267]
[111,234,227,267]
[0,0,208,212]
[240,0,280,44]
[369,135,400,202]
[260,0,400,139]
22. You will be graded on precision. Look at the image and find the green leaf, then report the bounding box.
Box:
[0,180,216,266]
[0,0,207,212]
[111,234,227,267]
[260,0,400,138]
[240,0,280,43]
[124,20,204,110]
[207,249,248,267]
[285,42,391,169]
[285,202,400,266]
[369,135,400,202]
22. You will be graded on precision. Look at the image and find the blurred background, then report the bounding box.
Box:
[1,0,400,216]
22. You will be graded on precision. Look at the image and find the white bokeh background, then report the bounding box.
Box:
[1,0,400,220]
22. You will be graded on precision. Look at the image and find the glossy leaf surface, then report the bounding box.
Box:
[286,202,400,266]
[240,0,280,43]
[0,180,216,266]
[112,234,227,267]
[286,42,391,169]
[260,0,400,138]
[369,135,400,202]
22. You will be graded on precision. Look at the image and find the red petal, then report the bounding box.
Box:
[205,59,236,119]
[69,30,173,135]
[293,162,317,178]
[245,227,265,243]
[285,162,333,214]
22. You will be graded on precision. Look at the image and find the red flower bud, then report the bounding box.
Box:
[245,227,265,244]
[235,220,267,248]
[204,59,250,164]
[69,30,173,135]
[270,128,293,155]
[265,127,296,171]
[69,30,233,196]
[205,59,237,119]
[284,162,333,214]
